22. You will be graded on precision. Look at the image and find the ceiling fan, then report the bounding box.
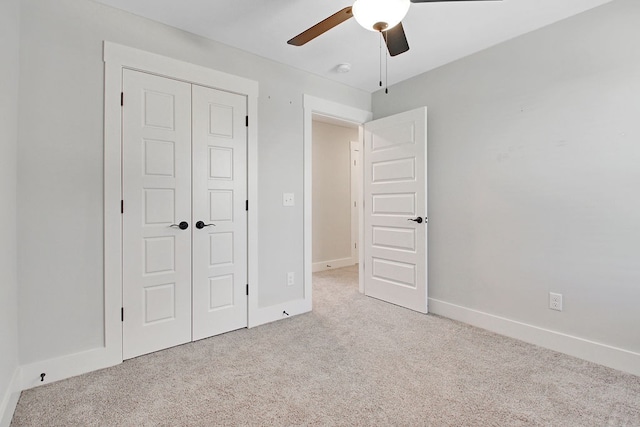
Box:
[288,0,502,57]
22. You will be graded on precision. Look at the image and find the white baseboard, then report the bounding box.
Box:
[19,298,309,392]
[312,257,355,273]
[19,347,121,391]
[18,297,308,392]
[248,298,312,328]
[429,298,640,377]
[0,368,21,427]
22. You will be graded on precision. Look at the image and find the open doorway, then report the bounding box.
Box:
[311,115,360,273]
[304,96,427,315]
[302,95,372,303]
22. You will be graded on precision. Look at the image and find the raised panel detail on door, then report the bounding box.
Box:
[144,237,175,275]
[144,140,175,176]
[371,123,415,152]
[364,107,428,313]
[144,91,175,130]
[209,275,234,310]
[372,193,416,216]
[209,190,233,222]
[372,158,416,183]
[209,147,233,180]
[210,232,234,266]
[372,226,416,252]
[209,104,234,137]
[122,69,192,359]
[192,84,248,341]
[372,258,417,289]
[144,189,175,224]
[144,283,176,323]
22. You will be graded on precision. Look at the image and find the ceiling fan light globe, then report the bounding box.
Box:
[352,0,410,32]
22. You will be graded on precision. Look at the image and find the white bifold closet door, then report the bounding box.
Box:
[122,69,247,360]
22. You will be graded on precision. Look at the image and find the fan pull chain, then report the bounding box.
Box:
[386,40,389,94]
[384,31,389,94]
[377,31,390,94]
[379,33,383,88]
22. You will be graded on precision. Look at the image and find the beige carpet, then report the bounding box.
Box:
[12,266,640,426]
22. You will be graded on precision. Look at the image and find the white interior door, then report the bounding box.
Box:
[363,107,428,313]
[192,85,248,340]
[122,69,193,359]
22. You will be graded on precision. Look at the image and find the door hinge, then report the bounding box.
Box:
[245,116,248,127]
[246,284,249,296]
[246,200,248,211]
[120,92,124,106]
[121,307,124,322]
[121,200,124,214]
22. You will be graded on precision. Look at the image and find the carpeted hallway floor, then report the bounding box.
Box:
[11,265,640,426]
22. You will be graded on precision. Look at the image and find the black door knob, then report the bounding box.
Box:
[408,217,423,224]
[196,221,216,229]
[170,221,189,230]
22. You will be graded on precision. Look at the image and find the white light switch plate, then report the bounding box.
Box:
[283,193,295,207]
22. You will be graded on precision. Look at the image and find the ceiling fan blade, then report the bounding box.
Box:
[411,0,501,2]
[384,22,410,57]
[287,7,353,46]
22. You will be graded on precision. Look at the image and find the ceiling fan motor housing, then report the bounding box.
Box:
[373,22,389,32]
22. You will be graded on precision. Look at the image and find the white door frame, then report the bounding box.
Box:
[104,41,259,362]
[303,95,372,296]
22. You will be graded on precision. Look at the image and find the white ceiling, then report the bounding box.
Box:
[93,0,613,93]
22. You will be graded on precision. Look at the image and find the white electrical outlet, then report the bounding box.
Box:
[287,272,295,286]
[549,292,563,311]
[283,193,295,207]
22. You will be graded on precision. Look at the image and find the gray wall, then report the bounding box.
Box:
[18,0,370,364]
[312,121,358,264]
[373,0,640,353]
[0,0,20,412]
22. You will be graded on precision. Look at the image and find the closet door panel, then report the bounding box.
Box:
[122,70,193,359]
[192,85,248,340]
